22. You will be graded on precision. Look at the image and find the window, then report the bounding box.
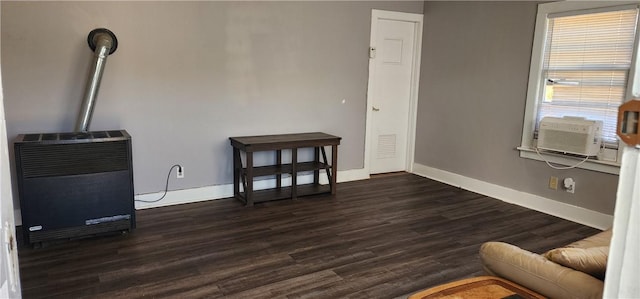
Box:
[520,2,640,174]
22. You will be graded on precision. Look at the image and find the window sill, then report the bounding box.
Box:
[517,146,620,175]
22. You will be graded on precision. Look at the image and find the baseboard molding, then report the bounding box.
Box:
[336,167,370,183]
[134,184,233,210]
[15,164,614,229]
[13,168,369,225]
[411,163,613,230]
[135,168,369,210]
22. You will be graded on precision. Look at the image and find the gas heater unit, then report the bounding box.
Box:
[14,28,135,246]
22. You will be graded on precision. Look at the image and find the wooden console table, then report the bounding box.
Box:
[229,132,341,206]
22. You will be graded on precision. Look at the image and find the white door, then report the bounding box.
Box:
[0,61,21,297]
[367,10,423,174]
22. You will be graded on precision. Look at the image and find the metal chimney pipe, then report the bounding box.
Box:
[75,28,118,132]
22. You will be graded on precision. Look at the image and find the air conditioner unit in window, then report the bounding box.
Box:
[537,116,603,156]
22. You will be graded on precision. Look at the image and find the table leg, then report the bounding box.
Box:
[321,147,332,191]
[246,152,254,206]
[233,148,240,199]
[276,150,282,189]
[331,145,338,195]
[314,147,320,185]
[292,148,297,199]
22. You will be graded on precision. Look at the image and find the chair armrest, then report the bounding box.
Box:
[479,242,603,299]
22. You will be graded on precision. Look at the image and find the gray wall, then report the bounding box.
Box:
[416,1,619,215]
[7,1,616,216]
[1,1,423,204]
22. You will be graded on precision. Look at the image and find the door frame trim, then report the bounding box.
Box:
[364,9,423,175]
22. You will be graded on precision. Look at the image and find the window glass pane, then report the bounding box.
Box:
[544,9,637,70]
[537,8,639,147]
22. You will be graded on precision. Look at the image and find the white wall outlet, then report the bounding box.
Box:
[563,177,575,194]
[177,166,184,179]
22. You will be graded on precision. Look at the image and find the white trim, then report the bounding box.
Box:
[364,9,423,175]
[136,168,369,209]
[406,12,423,173]
[13,169,369,225]
[519,1,552,150]
[134,184,231,210]
[519,147,620,175]
[335,168,370,183]
[411,163,614,230]
[13,163,614,230]
[537,1,639,15]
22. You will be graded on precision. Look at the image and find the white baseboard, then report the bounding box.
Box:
[134,184,233,210]
[411,163,613,230]
[13,168,369,225]
[15,164,613,230]
[337,168,370,183]
[135,168,369,210]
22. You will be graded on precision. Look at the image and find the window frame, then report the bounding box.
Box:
[519,1,640,175]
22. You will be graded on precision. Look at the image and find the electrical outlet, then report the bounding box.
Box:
[549,176,559,190]
[177,166,184,179]
[564,177,575,194]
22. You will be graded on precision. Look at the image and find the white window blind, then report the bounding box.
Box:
[538,7,639,147]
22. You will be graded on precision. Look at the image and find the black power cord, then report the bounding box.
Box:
[134,164,182,203]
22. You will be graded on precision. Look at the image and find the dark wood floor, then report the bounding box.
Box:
[18,173,599,298]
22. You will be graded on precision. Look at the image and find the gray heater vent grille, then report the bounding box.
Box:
[22,130,124,142]
[18,141,129,178]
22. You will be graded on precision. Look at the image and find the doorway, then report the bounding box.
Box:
[365,10,423,175]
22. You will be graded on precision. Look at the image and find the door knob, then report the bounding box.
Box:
[372,106,380,111]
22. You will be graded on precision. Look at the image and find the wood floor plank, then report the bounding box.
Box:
[18,173,600,298]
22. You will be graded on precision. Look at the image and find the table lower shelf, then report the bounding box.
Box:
[242,162,330,177]
[235,183,331,204]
